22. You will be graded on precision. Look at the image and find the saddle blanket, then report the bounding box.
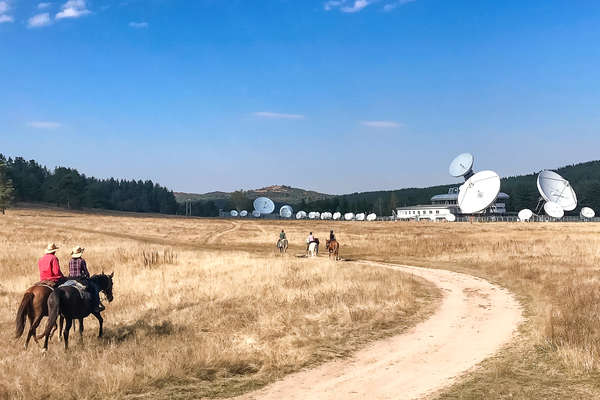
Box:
[59,280,87,299]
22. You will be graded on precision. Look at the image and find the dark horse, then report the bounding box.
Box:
[42,273,114,351]
[326,239,340,260]
[15,278,67,349]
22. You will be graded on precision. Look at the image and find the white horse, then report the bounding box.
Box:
[308,241,318,257]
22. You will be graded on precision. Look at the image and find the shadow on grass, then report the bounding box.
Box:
[101,319,178,343]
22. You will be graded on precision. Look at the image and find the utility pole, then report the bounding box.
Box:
[185,199,192,217]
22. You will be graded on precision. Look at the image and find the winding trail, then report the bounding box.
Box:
[237,260,523,400]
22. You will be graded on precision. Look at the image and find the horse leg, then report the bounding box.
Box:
[58,315,64,342]
[25,313,44,349]
[93,312,104,338]
[79,318,84,343]
[63,318,72,350]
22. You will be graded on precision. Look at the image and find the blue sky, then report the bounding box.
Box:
[1,0,599,194]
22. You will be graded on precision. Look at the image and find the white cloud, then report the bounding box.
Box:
[361,120,403,128]
[383,0,416,11]
[324,0,375,13]
[0,1,13,23]
[129,21,148,28]
[27,13,51,27]
[27,121,62,129]
[253,112,305,120]
[56,0,90,19]
[38,2,52,9]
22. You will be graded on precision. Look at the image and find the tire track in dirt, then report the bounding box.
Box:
[206,221,240,244]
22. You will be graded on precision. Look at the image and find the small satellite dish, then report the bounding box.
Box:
[366,213,377,221]
[308,212,317,220]
[446,214,456,222]
[251,210,261,218]
[253,197,275,215]
[279,205,293,218]
[321,212,332,220]
[344,212,355,221]
[581,207,595,219]
[518,209,533,221]
[537,170,577,211]
[296,211,307,219]
[356,213,366,221]
[458,170,501,214]
[544,201,564,219]
[333,212,341,220]
[239,210,248,217]
[230,210,238,217]
[449,153,474,179]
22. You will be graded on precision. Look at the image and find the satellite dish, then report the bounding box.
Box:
[366,213,377,221]
[518,209,533,221]
[356,213,365,221]
[296,211,307,219]
[239,210,248,217]
[458,170,501,214]
[333,212,341,220]
[446,214,456,222]
[344,212,355,221]
[544,201,564,219]
[253,197,275,215]
[279,205,293,218]
[320,212,332,220]
[537,170,577,211]
[230,210,238,217]
[449,153,474,179]
[308,212,317,220]
[581,207,595,219]
[251,210,261,218]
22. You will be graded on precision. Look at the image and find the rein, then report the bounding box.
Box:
[34,283,55,291]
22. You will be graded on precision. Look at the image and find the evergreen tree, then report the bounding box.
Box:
[0,160,15,214]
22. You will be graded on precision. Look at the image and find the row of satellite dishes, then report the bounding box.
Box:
[448,153,595,221]
[227,197,378,221]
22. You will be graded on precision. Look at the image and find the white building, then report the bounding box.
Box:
[395,188,510,220]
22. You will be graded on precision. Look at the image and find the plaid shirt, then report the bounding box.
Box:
[69,258,90,278]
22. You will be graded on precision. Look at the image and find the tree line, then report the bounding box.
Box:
[0,154,212,215]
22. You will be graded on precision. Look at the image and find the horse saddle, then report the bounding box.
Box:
[59,280,87,299]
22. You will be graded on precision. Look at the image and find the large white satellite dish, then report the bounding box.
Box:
[251,210,261,218]
[544,201,564,219]
[355,213,366,221]
[366,213,377,221]
[449,153,475,179]
[344,212,355,221]
[279,205,293,218]
[253,197,275,215]
[445,214,456,222]
[333,212,341,220]
[537,170,577,211]
[518,209,533,221]
[308,212,317,220]
[581,207,595,219]
[239,210,248,217]
[230,210,238,217]
[458,170,501,214]
[296,211,307,219]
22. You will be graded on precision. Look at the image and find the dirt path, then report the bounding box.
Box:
[236,261,523,400]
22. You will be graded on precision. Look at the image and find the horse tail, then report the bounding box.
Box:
[42,291,61,340]
[15,292,33,339]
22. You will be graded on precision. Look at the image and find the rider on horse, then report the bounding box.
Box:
[68,246,105,313]
[38,243,65,284]
[329,230,336,241]
[280,230,287,240]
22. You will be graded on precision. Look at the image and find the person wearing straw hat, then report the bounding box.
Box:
[38,243,65,282]
[69,246,104,313]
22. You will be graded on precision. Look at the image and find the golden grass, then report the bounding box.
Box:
[0,208,436,400]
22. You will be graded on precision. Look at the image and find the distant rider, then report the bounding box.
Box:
[280,230,287,240]
[329,230,336,241]
[38,243,65,283]
[69,246,104,313]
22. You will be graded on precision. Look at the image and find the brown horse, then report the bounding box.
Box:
[326,239,340,260]
[15,279,66,349]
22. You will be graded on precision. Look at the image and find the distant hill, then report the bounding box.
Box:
[175,185,334,207]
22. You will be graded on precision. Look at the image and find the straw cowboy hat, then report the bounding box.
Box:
[71,246,85,258]
[45,243,59,254]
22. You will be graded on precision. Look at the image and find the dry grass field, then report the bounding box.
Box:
[0,207,437,400]
[3,206,600,399]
